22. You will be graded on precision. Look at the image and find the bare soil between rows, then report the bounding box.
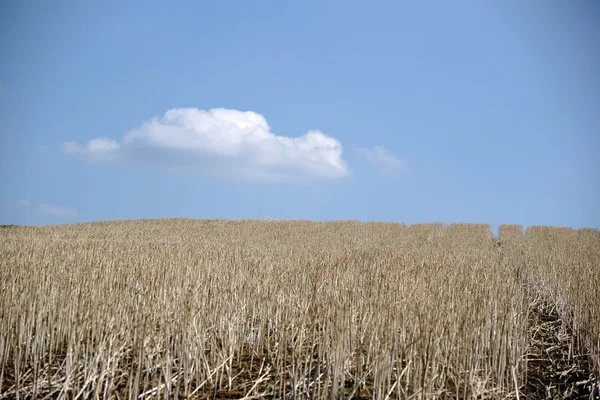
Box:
[522,301,598,400]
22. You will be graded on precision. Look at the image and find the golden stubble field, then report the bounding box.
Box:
[0,220,598,399]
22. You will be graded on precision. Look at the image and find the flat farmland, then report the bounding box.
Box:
[1,220,598,399]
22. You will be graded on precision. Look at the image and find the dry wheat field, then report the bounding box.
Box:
[0,219,599,399]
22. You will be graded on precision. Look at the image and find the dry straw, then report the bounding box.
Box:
[0,220,598,399]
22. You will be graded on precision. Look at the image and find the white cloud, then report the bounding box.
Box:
[358,146,405,174]
[63,137,121,163]
[36,204,79,218]
[13,200,29,208]
[63,108,349,181]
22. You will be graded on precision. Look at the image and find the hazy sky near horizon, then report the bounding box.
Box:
[1,1,599,229]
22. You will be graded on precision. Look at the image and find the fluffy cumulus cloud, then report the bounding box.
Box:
[358,146,405,174]
[63,108,349,181]
[36,204,79,218]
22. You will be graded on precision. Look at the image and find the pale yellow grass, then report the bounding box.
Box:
[0,220,598,399]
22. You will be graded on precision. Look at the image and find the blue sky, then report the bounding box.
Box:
[1,1,599,230]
